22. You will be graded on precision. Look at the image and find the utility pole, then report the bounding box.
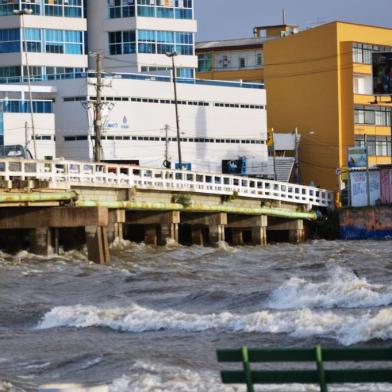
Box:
[294,127,300,184]
[365,134,371,206]
[166,52,182,168]
[271,128,278,181]
[390,97,392,164]
[24,121,29,151]
[93,52,103,163]
[164,124,170,168]
[15,8,37,159]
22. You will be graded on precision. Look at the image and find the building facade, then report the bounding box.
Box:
[50,74,267,172]
[264,21,392,190]
[196,24,298,83]
[0,0,88,83]
[88,0,197,78]
[0,0,268,173]
[0,84,56,159]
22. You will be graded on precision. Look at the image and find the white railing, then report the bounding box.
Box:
[0,158,334,208]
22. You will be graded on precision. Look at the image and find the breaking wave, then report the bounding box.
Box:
[36,303,392,345]
[267,267,392,310]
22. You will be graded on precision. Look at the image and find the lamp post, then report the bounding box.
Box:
[14,8,37,159]
[166,51,182,168]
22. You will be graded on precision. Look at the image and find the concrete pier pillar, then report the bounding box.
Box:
[144,225,158,246]
[85,226,110,264]
[159,223,179,245]
[53,228,60,254]
[289,228,305,244]
[267,218,305,244]
[191,228,204,246]
[29,227,51,256]
[227,215,267,246]
[251,226,267,246]
[231,229,244,246]
[181,212,227,247]
[107,210,125,243]
[126,211,180,246]
[209,224,225,246]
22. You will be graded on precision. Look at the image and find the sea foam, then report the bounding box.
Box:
[36,303,392,345]
[267,267,392,310]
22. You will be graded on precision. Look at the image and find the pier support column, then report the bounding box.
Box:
[209,224,225,246]
[289,227,305,243]
[251,226,267,246]
[231,229,244,246]
[126,211,180,246]
[29,227,51,256]
[144,225,158,246]
[191,228,204,246]
[107,210,125,243]
[268,219,305,244]
[85,226,110,264]
[181,212,227,247]
[227,215,267,246]
[159,223,179,245]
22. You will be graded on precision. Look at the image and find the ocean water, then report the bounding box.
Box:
[0,240,392,391]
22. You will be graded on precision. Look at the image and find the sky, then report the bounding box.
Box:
[195,0,392,41]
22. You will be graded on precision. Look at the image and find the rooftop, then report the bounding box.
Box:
[2,72,264,90]
[196,37,269,51]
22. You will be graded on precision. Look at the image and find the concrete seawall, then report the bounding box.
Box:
[340,206,392,240]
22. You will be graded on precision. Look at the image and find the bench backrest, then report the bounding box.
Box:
[217,346,392,392]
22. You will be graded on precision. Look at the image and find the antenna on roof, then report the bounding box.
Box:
[282,9,286,25]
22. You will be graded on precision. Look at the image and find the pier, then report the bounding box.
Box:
[0,158,333,263]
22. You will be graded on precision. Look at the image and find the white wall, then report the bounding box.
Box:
[49,76,268,172]
[215,49,263,71]
[3,112,56,159]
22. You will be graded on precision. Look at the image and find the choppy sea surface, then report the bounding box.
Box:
[1,239,392,391]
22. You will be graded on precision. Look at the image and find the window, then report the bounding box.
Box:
[109,0,192,20]
[256,52,263,66]
[45,0,83,18]
[20,28,84,55]
[353,42,392,64]
[355,105,391,126]
[239,57,246,68]
[197,53,212,72]
[1,100,53,113]
[109,29,193,57]
[0,29,20,54]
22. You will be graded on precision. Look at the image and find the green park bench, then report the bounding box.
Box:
[217,346,392,392]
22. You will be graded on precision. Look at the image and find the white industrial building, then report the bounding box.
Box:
[0,0,269,175]
[0,84,56,159]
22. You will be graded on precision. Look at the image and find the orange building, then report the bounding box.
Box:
[264,21,392,190]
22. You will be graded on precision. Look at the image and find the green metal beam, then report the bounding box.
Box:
[0,191,78,203]
[75,200,317,220]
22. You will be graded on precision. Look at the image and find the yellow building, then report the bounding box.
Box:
[196,24,298,83]
[264,21,392,190]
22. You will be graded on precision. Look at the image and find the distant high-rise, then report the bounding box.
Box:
[0,0,88,83]
[87,0,197,78]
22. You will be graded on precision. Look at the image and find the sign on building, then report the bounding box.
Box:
[350,170,381,207]
[372,52,392,95]
[347,147,368,168]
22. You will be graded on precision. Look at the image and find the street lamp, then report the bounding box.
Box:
[166,51,182,168]
[14,8,37,159]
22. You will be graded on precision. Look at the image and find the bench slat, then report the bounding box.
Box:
[221,369,392,385]
[217,349,315,362]
[221,370,320,384]
[217,348,392,363]
[327,369,392,383]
